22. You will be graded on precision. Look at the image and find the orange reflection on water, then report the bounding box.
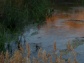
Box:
[64,21,84,29]
[45,10,84,29]
[46,12,71,22]
[75,11,84,20]
[46,13,71,28]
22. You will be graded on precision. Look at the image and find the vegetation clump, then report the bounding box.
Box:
[0,0,51,51]
[0,42,78,63]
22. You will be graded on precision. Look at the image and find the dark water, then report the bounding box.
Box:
[7,6,84,63]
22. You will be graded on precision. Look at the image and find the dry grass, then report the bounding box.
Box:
[0,42,78,63]
[53,42,56,52]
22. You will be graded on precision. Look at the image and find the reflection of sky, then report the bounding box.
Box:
[24,7,84,54]
[45,8,84,37]
[22,7,84,63]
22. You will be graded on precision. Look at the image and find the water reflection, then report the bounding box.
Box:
[23,7,84,50]
[33,8,84,63]
[33,7,84,50]
[10,7,84,63]
[46,8,84,30]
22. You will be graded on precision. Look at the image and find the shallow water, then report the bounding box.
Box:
[6,7,84,63]
[24,7,84,46]
[22,7,84,63]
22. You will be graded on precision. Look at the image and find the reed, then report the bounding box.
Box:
[67,41,72,51]
[5,51,10,63]
[42,50,48,63]
[53,42,56,52]
[49,55,53,63]
[0,42,79,63]
[0,52,4,63]
[26,43,31,58]
[73,58,78,63]
[67,58,71,63]
[38,48,42,59]
[11,50,23,63]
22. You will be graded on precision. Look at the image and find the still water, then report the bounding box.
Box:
[8,7,84,63]
[23,7,84,62]
[24,7,84,47]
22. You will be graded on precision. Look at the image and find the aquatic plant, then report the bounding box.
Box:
[0,42,78,63]
[0,0,51,52]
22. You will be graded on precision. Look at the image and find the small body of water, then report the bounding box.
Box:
[24,7,84,48]
[7,7,84,63]
[23,7,84,63]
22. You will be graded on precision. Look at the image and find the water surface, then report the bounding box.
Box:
[22,7,84,62]
[6,6,84,63]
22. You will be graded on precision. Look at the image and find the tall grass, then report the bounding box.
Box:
[0,42,78,63]
[0,0,51,32]
[0,0,51,51]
